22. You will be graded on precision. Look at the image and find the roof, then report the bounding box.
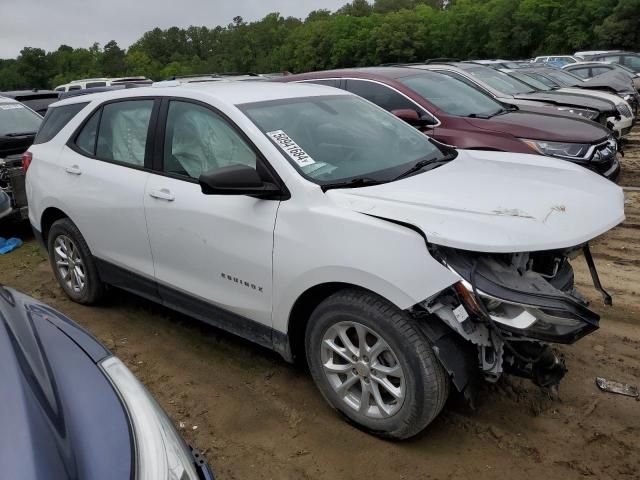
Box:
[283,66,435,82]
[52,80,352,108]
[0,97,20,104]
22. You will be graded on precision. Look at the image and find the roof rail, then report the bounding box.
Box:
[169,73,260,80]
[423,58,461,64]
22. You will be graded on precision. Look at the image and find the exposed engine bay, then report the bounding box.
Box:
[412,243,612,401]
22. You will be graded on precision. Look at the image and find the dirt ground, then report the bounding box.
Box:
[1,130,639,480]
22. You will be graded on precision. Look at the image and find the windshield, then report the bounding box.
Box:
[398,73,503,117]
[0,103,42,136]
[465,66,536,94]
[241,95,448,185]
[509,72,553,90]
[545,69,583,86]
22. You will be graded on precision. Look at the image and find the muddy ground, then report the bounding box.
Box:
[1,130,639,480]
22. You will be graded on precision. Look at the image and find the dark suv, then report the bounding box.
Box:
[0,97,43,219]
[278,67,620,180]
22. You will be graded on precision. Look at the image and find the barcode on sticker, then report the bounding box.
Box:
[453,304,469,323]
[0,104,24,110]
[266,130,315,167]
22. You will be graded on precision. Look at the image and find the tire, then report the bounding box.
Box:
[47,218,105,304]
[305,289,449,440]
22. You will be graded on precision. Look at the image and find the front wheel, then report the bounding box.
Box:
[305,289,449,440]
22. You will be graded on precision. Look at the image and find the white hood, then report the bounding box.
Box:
[327,150,625,253]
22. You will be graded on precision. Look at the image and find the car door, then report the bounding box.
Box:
[58,98,157,283]
[143,98,280,332]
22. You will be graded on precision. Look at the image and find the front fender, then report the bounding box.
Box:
[271,202,459,333]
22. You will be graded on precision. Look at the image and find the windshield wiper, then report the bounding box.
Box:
[3,131,37,137]
[392,156,452,181]
[321,177,385,192]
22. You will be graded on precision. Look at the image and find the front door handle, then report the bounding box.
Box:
[64,165,82,175]
[149,188,175,202]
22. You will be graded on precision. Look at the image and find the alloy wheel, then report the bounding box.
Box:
[53,235,87,294]
[321,321,406,419]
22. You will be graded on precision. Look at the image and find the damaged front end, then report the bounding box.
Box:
[412,244,611,399]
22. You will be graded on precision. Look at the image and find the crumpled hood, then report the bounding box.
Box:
[464,111,609,143]
[327,150,625,253]
[0,287,132,480]
[583,70,637,95]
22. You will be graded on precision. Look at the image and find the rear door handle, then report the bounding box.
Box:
[149,188,175,202]
[64,165,82,175]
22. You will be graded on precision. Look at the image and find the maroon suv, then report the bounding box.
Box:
[278,67,620,180]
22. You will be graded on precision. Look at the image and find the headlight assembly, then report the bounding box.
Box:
[521,139,591,160]
[100,357,201,480]
[555,106,599,120]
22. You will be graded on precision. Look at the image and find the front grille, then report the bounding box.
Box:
[616,103,632,118]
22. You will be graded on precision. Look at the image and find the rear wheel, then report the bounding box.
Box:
[48,218,105,304]
[305,289,449,440]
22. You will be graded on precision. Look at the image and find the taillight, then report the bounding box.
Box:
[22,151,33,173]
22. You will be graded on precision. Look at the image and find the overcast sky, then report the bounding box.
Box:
[0,0,348,59]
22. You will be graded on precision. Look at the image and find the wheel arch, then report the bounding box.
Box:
[40,207,71,244]
[285,282,397,364]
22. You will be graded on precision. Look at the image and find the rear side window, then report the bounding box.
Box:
[75,110,100,155]
[68,85,81,91]
[85,82,107,88]
[622,55,640,70]
[74,100,154,166]
[591,67,611,76]
[33,102,88,144]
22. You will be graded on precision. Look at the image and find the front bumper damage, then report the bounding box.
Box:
[413,243,611,399]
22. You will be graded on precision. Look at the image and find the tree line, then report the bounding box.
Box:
[1,0,638,91]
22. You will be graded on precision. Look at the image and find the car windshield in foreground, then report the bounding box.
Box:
[398,73,504,118]
[466,66,537,94]
[241,95,454,187]
[0,103,42,136]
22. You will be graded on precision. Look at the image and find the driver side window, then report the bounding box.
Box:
[163,101,257,179]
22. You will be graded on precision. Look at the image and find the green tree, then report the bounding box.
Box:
[595,0,640,49]
[99,40,126,76]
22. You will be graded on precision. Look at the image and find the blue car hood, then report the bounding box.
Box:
[0,286,132,480]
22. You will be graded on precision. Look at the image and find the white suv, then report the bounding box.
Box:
[26,82,624,439]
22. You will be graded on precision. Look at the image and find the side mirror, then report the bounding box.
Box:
[391,109,435,127]
[199,164,282,199]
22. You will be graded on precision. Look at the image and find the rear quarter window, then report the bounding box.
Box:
[33,102,89,145]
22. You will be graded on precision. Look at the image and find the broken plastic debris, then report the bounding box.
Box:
[595,377,639,398]
[179,421,186,429]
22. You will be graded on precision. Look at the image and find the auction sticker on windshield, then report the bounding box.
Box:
[0,104,24,110]
[267,130,315,167]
